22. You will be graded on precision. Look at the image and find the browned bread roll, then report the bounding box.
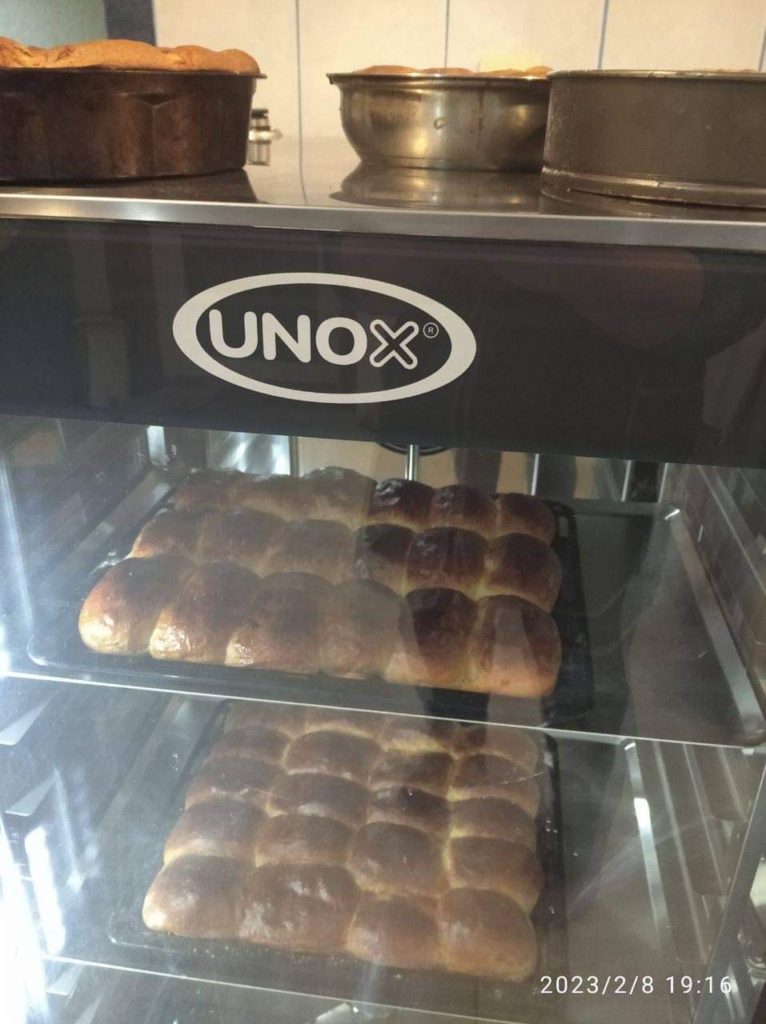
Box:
[78,555,191,655]
[386,588,476,688]
[130,509,207,559]
[406,528,486,597]
[0,36,41,67]
[146,704,547,981]
[185,757,282,811]
[495,493,556,544]
[236,475,315,519]
[367,478,433,529]
[430,484,496,535]
[447,836,543,912]
[173,470,245,510]
[351,524,414,593]
[143,855,252,937]
[262,519,352,582]
[319,579,401,678]
[467,595,562,698]
[347,895,439,968]
[226,573,329,673]
[304,467,376,527]
[480,533,562,610]
[438,888,538,980]
[197,510,284,572]
[241,863,358,951]
[164,800,263,864]
[149,562,260,663]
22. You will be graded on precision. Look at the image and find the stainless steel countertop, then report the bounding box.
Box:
[2,137,766,251]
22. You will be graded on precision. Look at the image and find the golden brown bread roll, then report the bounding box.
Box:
[130,509,207,559]
[350,524,414,593]
[36,38,260,74]
[368,785,450,836]
[367,478,433,529]
[406,528,487,598]
[149,562,260,664]
[255,813,352,867]
[78,555,191,655]
[319,579,401,678]
[206,725,289,765]
[349,821,446,897]
[303,707,383,739]
[466,595,561,698]
[0,36,40,67]
[173,470,245,510]
[369,751,454,796]
[480,533,562,610]
[283,730,380,784]
[377,716,458,753]
[143,855,252,937]
[304,466,376,527]
[163,800,263,864]
[447,836,542,912]
[197,510,284,572]
[241,863,358,951]
[185,757,283,811]
[450,797,537,849]
[347,895,439,968]
[262,519,353,583]
[236,475,315,519]
[386,588,476,688]
[438,888,537,980]
[450,754,540,817]
[268,772,368,828]
[225,703,306,737]
[226,572,329,673]
[494,493,556,544]
[452,724,540,775]
[430,484,496,536]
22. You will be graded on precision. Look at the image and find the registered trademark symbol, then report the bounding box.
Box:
[423,322,439,338]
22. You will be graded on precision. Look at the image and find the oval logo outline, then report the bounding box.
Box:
[172,272,476,404]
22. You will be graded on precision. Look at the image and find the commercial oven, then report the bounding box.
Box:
[0,140,764,1024]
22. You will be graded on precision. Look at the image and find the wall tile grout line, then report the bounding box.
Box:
[596,0,610,69]
[295,0,308,204]
[443,0,451,68]
[759,13,766,70]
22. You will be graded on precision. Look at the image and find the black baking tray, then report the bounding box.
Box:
[28,480,593,729]
[107,706,567,1022]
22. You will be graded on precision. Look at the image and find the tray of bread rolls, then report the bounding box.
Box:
[110,702,566,1018]
[29,466,593,727]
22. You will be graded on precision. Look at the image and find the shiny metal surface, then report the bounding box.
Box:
[327,73,550,172]
[543,70,766,209]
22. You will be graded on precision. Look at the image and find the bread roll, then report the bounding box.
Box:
[255,813,352,867]
[406,528,486,598]
[303,707,383,740]
[452,724,540,775]
[46,39,173,71]
[236,475,314,519]
[163,43,259,74]
[480,533,562,610]
[368,785,449,836]
[172,470,245,509]
[466,595,561,698]
[163,800,263,864]
[494,493,556,544]
[430,485,496,536]
[149,562,260,663]
[438,888,537,981]
[197,510,284,572]
[78,555,190,655]
[283,730,379,784]
[130,509,206,559]
[224,703,306,737]
[0,36,40,67]
[185,757,282,811]
[206,726,288,765]
[262,519,352,583]
[304,467,376,527]
[268,772,368,828]
[386,588,475,688]
[350,524,414,593]
[366,478,433,529]
[450,798,537,849]
[143,855,252,937]
[377,717,457,753]
[450,754,540,817]
[226,573,329,673]
[447,836,542,912]
[349,821,445,897]
[347,896,439,968]
[241,864,358,951]
[369,751,454,796]
[319,579,401,678]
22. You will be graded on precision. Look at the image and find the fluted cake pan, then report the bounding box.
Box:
[542,70,766,208]
[0,68,260,181]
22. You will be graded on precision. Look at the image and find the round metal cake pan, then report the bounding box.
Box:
[542,70,766,208]
[328,72,550,172]
[0,68,261,182]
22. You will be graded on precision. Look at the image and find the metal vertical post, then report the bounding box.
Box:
[405,444,420,481]
[288,436,300,478]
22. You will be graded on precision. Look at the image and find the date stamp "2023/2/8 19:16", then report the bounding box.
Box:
[540,975,734,996]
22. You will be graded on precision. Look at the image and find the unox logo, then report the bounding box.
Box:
[173,272,476,404]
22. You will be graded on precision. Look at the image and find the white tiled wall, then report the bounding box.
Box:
[153,0,766,138]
